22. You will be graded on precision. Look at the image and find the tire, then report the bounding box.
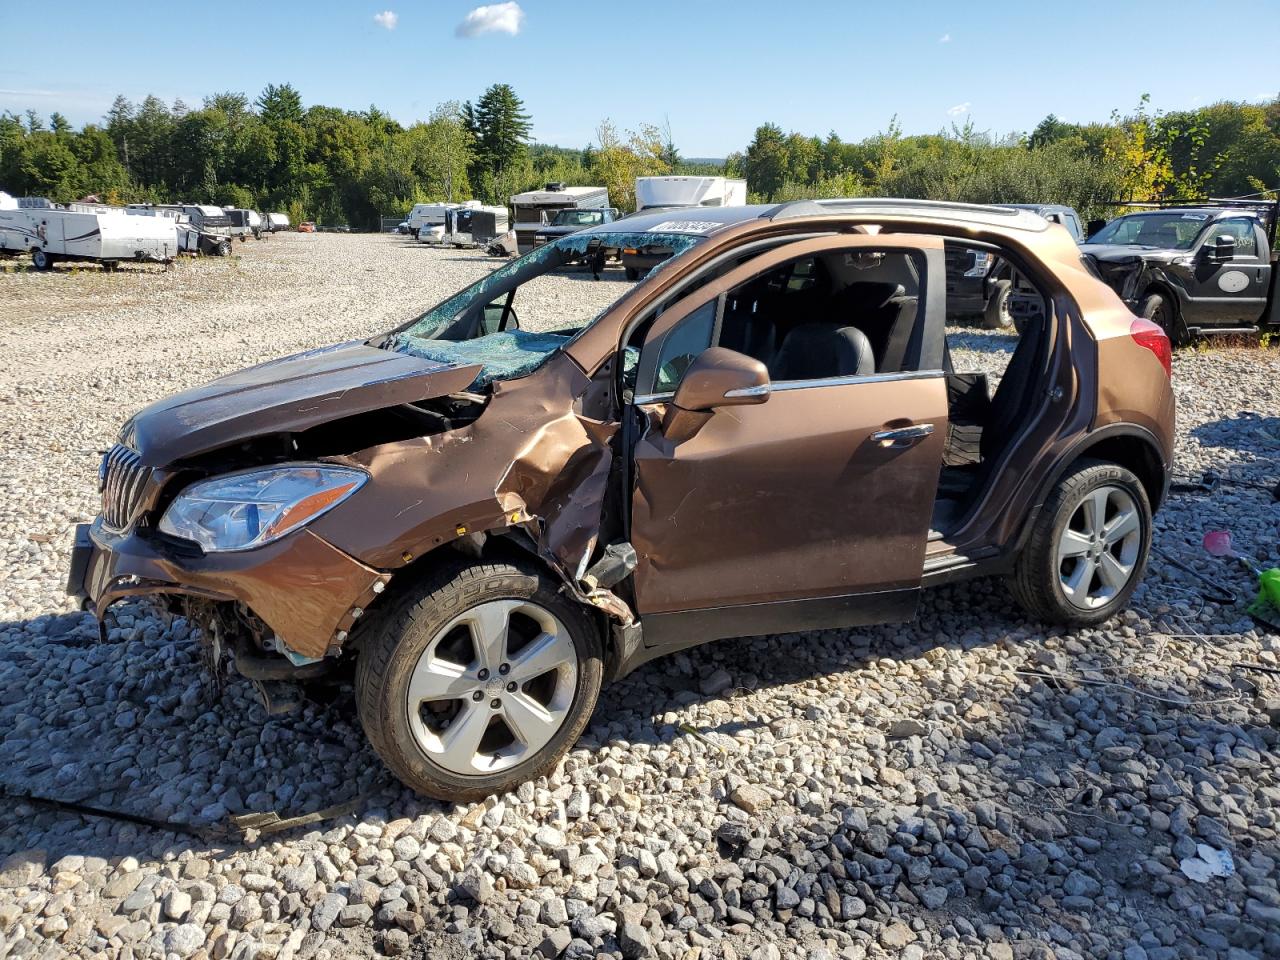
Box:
[983,279,1013,330]
[356,559,603,801]
[1139,292,1187,346]
[31,249,53,271]
[216,240,232,257]
[624,266,640,282]
[1008,459,1152,626]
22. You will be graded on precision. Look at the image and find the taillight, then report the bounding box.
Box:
[1130,317,1172,378]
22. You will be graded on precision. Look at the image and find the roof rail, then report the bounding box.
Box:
[766,197,1025,221]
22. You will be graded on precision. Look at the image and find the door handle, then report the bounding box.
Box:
[872,423,935,447]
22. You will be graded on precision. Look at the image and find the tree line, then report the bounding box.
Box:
[1,84,1276,228]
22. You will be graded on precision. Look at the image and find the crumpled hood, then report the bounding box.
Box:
[124,341,481,466]
[1080,243,1181,263]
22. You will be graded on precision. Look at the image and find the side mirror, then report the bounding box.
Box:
[1206,234,1236,263]
[662,347,770,443]
[1086,218,1106,238]
[481,301,507,334]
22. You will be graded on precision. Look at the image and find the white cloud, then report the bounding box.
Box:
[456,1,524,38]
[373,10,398,30]
[938,33,951,43]
[947,102,971,117]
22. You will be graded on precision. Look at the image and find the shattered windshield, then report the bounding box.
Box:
[1087,212,1210,250]
[381,231,703,388]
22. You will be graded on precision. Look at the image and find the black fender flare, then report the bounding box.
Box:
[1013,423,1169,555]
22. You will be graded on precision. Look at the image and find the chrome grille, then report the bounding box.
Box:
[100,444,152,531]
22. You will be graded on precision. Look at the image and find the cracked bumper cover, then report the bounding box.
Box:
[68,520,391,659]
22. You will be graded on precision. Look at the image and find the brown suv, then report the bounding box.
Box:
[69,200,1175,801]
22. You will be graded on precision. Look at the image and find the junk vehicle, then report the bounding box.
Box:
[623,178,749,279]
[70,198,1174,801]
[947,204,1086,331]
[0,197,178,270]
[1080,199,1279,344]
[407,201,480,240]
[531,207,620,249]
[510,183,609,253]
[127,204,234,256]
[443,205,510,248]
[265,212,291,233]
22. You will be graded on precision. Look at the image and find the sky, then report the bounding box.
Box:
[2,1,1278,157]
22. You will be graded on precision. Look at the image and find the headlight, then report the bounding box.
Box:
[963,252,993,278]
[158,465,367,552]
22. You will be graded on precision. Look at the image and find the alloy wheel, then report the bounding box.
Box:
[405,599,578,775]
[1056,485,1142,609]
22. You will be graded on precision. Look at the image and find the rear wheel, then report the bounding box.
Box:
[31,249,53,271]
[983,279,1014,330]
[1008,459,1151,625]
[356,560,603,801]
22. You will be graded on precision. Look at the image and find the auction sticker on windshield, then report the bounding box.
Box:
[648,220,721,234]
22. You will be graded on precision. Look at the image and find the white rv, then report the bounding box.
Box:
[408,200,480,241]
[510,183,609,253]
[0,197,178,270]
[266,212,290,233]
[635,176,748,212]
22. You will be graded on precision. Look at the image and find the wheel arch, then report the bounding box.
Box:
[1015,424,1168,554]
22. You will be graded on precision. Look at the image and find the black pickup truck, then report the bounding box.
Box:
[1081,201,1279,343]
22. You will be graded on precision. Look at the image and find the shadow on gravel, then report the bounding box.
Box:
[1189,411,1280,458]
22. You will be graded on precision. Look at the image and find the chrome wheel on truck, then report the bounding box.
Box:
[356,560,602,801]
[406,599,579,775]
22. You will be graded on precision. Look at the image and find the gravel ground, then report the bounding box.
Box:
[1,234,1279,960]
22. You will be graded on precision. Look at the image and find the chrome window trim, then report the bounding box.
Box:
[635,368,945,405]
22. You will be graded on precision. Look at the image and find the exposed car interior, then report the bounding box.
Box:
[627,239,1053,541]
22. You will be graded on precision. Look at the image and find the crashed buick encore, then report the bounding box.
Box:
[70,200,1175,801]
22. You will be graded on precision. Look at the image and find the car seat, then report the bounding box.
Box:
[768,324,874,381]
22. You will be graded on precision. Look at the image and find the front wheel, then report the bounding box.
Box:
[1007,459,1151,625]
[31,249,54,271]
[1139,292,1187,346]
[356,560,603,801]
[983,279,1014,330]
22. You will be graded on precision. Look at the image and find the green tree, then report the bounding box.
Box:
[467,84,532,201]
[741,123,790,200]
[255,83,304,126]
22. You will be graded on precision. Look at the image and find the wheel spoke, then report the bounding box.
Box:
[1083,488,1110,536]
[437,701,490,769]
[1102,506,1139,544]
[1098,552,1133,592]
[466,601,513,670]
[508,630,574,683]
[1061,557,1096,603]
[407,658,473,705]
[1057,528,1093,562]
[501,691,563,754]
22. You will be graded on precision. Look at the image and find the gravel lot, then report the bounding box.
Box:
[1,233,1279,960]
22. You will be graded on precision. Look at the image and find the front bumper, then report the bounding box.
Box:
[67,520,390,659]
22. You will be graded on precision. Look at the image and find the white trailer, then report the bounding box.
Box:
[0,198,178,270]
[266,212,290,232]
[408,200,480,241]
[510,183,609,253]
[443,205,510,248]
[635,176,747,211]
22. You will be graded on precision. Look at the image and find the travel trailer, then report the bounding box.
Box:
[224,208,263,240]
[127,204,234,255]
[0,197,178,270]
[408,201,480,241]
[634,176,748,211]
[442,205,510,248]
[266,212,291,233]
[510,183,609,253]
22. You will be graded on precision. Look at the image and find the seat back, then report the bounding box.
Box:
[768,323,875,381]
